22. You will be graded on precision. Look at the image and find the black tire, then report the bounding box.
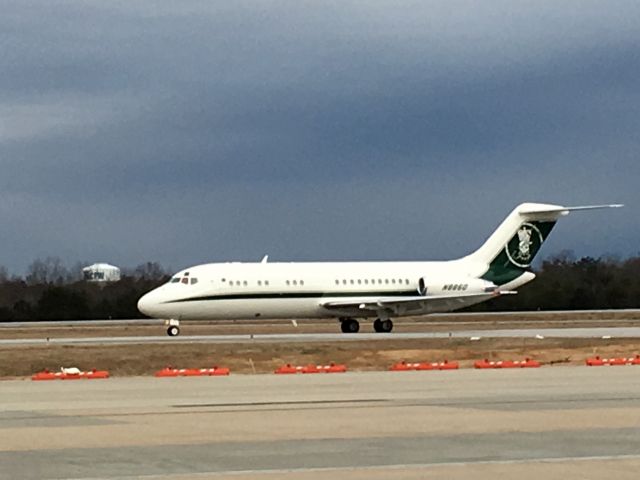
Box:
[374,318,393,333]
[340,319,360,333]
[167,326,180,337]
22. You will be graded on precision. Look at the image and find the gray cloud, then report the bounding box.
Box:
[0,1,637,273]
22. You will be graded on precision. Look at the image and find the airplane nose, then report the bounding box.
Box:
[137,291,157,317]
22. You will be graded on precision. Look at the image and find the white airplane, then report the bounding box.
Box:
[138,202,621,336]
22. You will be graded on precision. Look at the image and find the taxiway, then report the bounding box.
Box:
[1,367,640,479]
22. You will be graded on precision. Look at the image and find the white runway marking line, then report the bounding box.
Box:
[71,453,640,479]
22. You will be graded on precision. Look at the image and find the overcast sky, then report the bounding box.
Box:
[0,1,637,274]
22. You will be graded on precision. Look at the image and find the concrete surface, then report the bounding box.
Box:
[2,309,639,327]
[3,326,640,346]
[1,367,640,479]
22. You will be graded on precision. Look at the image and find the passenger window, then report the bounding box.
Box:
[286,280,290,286]
[293,280,298,286]
[357,279,361,285]
[350,280,354,285]
[265,280,269,286]
[343,279,347,285]
[300,280,304,286]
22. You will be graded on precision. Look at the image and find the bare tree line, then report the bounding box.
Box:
[0,257,168,286]
[0,253,639,322]
[0,258,169,321]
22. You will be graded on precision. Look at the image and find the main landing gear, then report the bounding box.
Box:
[373,318,393,333]
[339,318,394,333]
[165,319,180,337]
[340,318,360,333]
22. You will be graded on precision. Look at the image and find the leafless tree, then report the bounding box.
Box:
[26,257,69,285]
[133,262,166,281]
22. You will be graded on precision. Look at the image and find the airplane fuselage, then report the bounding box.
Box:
[138,258,502,321]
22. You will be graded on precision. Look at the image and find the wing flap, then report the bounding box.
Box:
[322,291,515,315]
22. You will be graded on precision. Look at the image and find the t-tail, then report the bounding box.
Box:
[462,202,623,289]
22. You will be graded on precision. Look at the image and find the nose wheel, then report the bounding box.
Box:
[373,318,393,333]
[165,319,181,337]
[340,318,360,333]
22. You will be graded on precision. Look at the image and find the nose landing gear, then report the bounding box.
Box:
[165,319,180,337]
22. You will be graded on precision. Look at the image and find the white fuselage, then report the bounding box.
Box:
[137,258,526,321]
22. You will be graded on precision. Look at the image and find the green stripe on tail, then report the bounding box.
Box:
[481,221,556,285]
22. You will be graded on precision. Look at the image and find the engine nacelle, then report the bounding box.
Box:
[418,277,497,296]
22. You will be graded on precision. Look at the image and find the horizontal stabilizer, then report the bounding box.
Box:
[519,204,623,216]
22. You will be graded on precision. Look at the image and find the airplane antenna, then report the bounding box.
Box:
[261,255,269,264]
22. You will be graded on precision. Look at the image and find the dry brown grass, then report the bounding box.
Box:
[3,337,640,379]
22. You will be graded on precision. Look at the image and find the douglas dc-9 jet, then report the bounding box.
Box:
[138,202,621,336]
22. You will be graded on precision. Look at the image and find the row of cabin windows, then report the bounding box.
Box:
[226,280,303,287]
[444,283,468,291]
[335,278,410,286]
[219,278,410,288]
[222,279,270,286]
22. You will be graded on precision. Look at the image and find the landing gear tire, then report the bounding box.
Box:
[167,326,180,337]
[340,318,360,333]
[373,318,393,333]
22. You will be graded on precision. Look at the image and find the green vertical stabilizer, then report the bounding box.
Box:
[481,221,556,285]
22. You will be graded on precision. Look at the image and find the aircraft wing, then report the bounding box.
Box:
[321,291,515,316]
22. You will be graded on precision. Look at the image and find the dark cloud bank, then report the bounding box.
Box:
[0,1,637,273]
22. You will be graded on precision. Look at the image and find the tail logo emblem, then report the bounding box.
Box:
[505,223,543,268]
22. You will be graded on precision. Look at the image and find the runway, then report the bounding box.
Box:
[1,309,638,328]
[2,367,640,479]
[2,326,640,346]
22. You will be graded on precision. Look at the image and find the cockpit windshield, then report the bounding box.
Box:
[169,275,198,285]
